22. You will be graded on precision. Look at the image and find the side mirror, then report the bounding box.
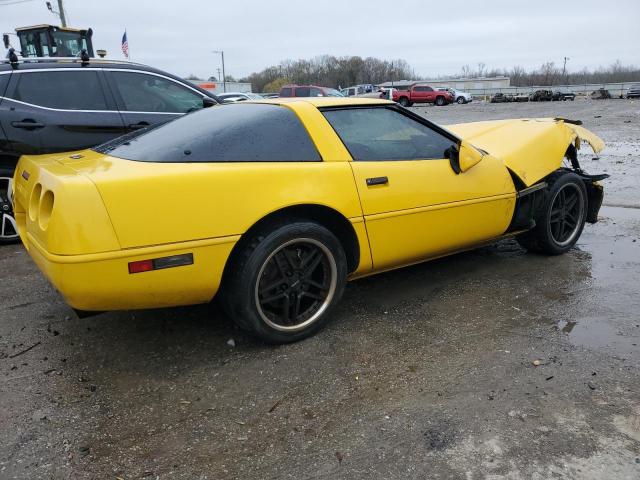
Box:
[202,97,216,108]
[3,34,9,49]
[448,141,484,174]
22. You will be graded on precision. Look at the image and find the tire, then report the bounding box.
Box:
[0,168,20,245]
[221,220,348,343]
[398,97,410,107]
[435,96,445,106]
[516,172,588,255]
[457,97,466,104]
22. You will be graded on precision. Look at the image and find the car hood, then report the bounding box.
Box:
[445,118,604,186]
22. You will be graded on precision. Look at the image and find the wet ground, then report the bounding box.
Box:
[1,99,639,479]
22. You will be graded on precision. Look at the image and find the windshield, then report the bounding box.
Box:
[50,30,88,56]
[325,89,344,97]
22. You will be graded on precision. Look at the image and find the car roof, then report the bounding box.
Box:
[252,97,392,108]
[0,58,218,99]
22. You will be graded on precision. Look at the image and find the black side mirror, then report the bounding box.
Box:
[447,145,461,174]
[3,34,9,49]
[202,97,216,108]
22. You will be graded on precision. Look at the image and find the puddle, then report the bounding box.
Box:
[557,318,640,359]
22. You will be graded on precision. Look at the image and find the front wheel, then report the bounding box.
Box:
[221,221,348,343]
[517,172,588,255]
[457,97,466,104]
[0,169,20,245]
[398,97,410,107]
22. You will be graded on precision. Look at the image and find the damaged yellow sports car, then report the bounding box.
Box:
[12,98,607,343]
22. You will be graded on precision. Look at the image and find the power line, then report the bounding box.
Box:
[0,0,38,5]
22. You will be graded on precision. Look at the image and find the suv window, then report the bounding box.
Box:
[0,74,9,98]
[295,87,310,97]
[110,71,203,113]
[280,87,292,97]
[97,103,321,163]
[310,87,323,97]
[322,107,454,161]
[12,71,108,110]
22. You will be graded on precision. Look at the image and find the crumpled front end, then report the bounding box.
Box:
[446,118,605,187]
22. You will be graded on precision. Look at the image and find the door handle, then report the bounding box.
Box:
[128,122,150,130]
[366,176,389,186]
[11,120,44,130]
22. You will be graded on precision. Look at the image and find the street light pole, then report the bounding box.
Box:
[213,50,226,92]
[57,0,67,27]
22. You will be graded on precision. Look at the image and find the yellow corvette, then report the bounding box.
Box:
[12,98,607,343]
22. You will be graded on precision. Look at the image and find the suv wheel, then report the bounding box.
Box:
[0,170,20,245]
[457,96,466,104]
[435,96,446,106]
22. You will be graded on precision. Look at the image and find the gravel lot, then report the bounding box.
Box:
[1,99,639,479]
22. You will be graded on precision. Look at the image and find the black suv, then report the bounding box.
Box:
[0,58,219,243]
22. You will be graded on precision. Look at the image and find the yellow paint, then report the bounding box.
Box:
[447,118,605,186]
[11,100,604,312]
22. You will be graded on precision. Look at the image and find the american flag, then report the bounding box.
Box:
[121,31,129,58]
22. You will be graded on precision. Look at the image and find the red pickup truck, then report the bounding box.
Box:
[389,85,453,107]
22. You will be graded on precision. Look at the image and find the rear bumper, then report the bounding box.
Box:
[26,233,239,311]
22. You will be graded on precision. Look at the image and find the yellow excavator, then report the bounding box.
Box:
[3,24,95,58]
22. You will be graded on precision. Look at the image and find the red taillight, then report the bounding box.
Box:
[128,253,193,274]
[128,259,154,274]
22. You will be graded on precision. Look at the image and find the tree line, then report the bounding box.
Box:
[187,57,639,92]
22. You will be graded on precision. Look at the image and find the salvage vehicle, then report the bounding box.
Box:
[0,57,219,244]
[626,84,640,99]
[591,88,612,100]
[392,84,453,107]
[552,91,576,101]
[437,88,473,104]
[490,92,509,103]
[217,92,264,102]
[12,98,607,343]
[530,90,553,101]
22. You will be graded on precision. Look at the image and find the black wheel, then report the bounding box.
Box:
[517,172,588,255]
[435,96,445,106]
[457,96,466,104]
[0,169,19,245]
[398,97,410,107]
[221,221,348,343]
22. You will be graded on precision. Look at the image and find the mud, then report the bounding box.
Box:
[1,100,639,479]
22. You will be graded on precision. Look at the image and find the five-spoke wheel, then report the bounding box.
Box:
[0,172,19,245]
[517,172,588,255]
[221,221,347,343]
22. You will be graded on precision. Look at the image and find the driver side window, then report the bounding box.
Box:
[111,71,204,113]
[322,107,455,161]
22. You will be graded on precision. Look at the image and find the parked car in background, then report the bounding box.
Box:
[490,92,509,103]
[552,91,576,101]
[279,85,344,98]
[390,84,453,107]
[530,90,553,101]
[626,84,640,98]
[217,92,264,102]
[514,93,530,102]
[437,87,473,104]
[0,57,219,244]
[341,84,376,96]
[591,88,612,100]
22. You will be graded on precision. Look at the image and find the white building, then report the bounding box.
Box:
[194,81,253,94]
[379,77,511,91]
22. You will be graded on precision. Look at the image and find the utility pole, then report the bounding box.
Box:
[57,0,67,27]
[562,56,570,83]
[213,50,226,92]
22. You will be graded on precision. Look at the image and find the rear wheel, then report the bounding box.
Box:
[221,221,348,343]
[398,97,410,107]
[517,172,587,255]
[435,96,446,106]
[0,169,19,245]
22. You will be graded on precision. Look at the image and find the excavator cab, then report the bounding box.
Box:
[4,24,94,58]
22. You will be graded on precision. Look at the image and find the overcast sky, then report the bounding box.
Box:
[2,0,639,80]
